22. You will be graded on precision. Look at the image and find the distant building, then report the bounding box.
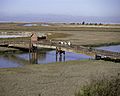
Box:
[30,33,47,43]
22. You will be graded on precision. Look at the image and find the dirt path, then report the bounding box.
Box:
[0,60,120,96]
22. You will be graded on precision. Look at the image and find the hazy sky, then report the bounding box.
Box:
[0,0,120,17]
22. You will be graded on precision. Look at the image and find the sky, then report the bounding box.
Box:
[0,0,120,17]
[0,0,120,23]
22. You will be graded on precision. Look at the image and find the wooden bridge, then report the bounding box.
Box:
[0,40,120,62]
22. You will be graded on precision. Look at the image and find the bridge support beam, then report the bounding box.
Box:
[56,47,65,62]
[29,43,38,64]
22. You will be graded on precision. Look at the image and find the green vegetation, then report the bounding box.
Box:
[75,73,120,96]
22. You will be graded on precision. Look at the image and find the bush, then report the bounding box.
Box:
[75,73,120,96]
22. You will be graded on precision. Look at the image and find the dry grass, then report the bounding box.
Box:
[47,32,71,39]
[0,60,120,96]
[0,23,120,32]
[47,31,120,45]
[0,23,120,96]
[0,23,120,46]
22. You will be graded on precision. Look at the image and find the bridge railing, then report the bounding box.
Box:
[0,39,120,59]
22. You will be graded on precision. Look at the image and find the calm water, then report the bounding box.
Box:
[17,50,92,64]
[0,57,23,68]
[96,45,120,52]
[0,35,28,38]
[23,24,37,26]
[0,45,120,68]
[23,24,49,26]
[0,49,92,68]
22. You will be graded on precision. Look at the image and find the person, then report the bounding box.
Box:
[88,47,92,52]
[68,41,71,46]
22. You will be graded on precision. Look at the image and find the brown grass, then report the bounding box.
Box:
[0,23,120,46]
[0,23,120,32]
[0,60,120,96]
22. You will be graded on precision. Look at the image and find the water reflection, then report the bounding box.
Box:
[56,53,65,62]
[0,49,92,68]
[0,45,120,68]
[18,50,92,64]
[29,52,38,64]
[0,55,23,68]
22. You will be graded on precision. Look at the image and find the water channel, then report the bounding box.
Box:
[0,45,120,68]
[96,45,120,53]
[0,48,92,68]
[23,24,49,27]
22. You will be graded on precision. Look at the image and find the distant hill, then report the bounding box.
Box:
[0,14,120,24]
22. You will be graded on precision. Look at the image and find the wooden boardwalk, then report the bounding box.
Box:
[0,40,120,62]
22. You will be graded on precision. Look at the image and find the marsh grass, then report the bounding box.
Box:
[83,42,120,47]
[75,73,120,96]
[47,32,71,39]
[0,23,120,45]
[0,37,30,41]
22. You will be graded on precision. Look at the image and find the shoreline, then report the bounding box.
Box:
[0,46,20,54]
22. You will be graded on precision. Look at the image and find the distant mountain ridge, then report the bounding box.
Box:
[0,14,120,24]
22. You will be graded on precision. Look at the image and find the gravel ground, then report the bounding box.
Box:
[0,60,120,96]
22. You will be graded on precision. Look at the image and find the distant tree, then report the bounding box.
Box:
[70,23,75,25]
[99,23,102,25]
[95,23,97,25]
[89,23,93,25]
[82,21,85,25]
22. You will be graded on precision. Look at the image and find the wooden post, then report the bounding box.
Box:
[56,47,58,54]
[63,53,65,61]
[29,37,32,64]
[56,53,58,62]
[59,54,62,62]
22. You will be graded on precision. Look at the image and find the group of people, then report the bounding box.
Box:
[58,41,71,46]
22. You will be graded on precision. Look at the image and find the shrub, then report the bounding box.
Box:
[75,73,120,96]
